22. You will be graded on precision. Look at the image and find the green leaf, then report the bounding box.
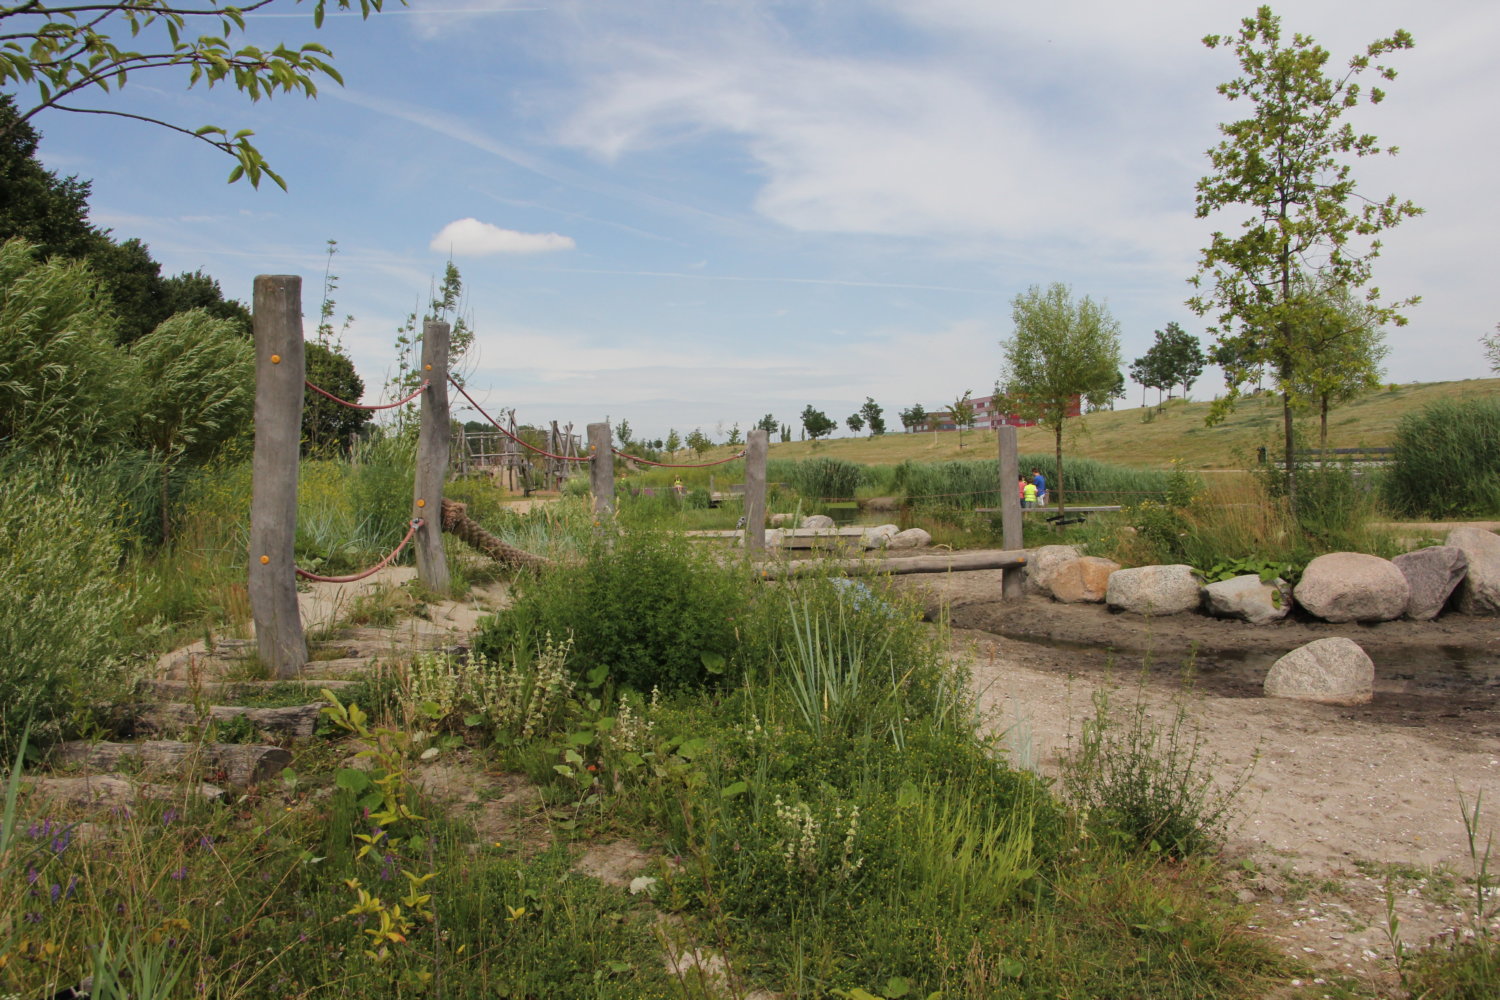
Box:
[884,977,911,998]
[676,737,706,760]
[896,780,921,808]
[699,650,726,675]
[463,713,485,728]
[334,768,371,793]
[719,780,748,798]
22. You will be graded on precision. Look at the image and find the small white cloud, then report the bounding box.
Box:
[429,218,576,255]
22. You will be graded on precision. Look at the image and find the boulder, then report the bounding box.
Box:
[861,524,900,549]
[1445,527,1500,616]
[1263,637,1374,706]
[1025,544,1083,596]
[1293,552,1409,623]
[1105,564,1201,615]
[800,514,835,529]
[1392,546,1469,620]
[1202,574,1291,625]
[887,527,932,550]
[1049,556,1119,604]
[769,512,797,527]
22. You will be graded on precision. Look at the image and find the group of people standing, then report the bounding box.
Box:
[1018,468,1048,508]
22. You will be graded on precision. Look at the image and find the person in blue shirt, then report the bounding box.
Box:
[1030,468,1047,505]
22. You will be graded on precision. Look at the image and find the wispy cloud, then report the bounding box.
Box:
[431,218,576,255]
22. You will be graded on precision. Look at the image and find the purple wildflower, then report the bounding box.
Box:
[198,835,214,849]
[171,865,188,881]
[49,883,61,903]
[24,911,41,924]
[162,809,180,826]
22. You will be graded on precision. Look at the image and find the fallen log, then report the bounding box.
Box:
[147,678,358,699]
[442,498,551,569]
[26,775,226,808]
[757,549,1027,580]
[124,703,326,739]
[51,740,292,787]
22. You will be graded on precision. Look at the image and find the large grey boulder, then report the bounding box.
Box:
[1293,552,1409,623]
[1049,557,1119,604]
[1105,564,1201,615]
[1445,527,1500,616]
[800,514,835,529]
[1392,546,1468,620]
[886,527,932,550]
[860,524,900,549]
[1025,544,1083,596]
[1203,574,1292,624]
[1264,637,1374,706]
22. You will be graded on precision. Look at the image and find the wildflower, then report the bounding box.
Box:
[198,835,214,849]
[171,866,188,881]
[49,884,61,903]
[162,808,180,826]
[23,912,40,924]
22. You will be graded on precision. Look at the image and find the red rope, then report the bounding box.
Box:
[448,377,590,462]
[295,519,424,583]
[614,447,747,469]
[305,379,428,411]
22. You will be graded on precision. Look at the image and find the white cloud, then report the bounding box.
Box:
[429,218,576,255]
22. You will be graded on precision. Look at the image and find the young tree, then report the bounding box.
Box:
[949,390,976,449]
[999,283,1123,506]
[665,428,682,454]
[1128,345,1172,406]
[685,428,712,456]
[726,422,743,447]
[1190,6,1421,502]
[859,397,886,436]
[1483,324,1500,374]
[0,0,393,188]
[779,423,792,443]
[1284,273,1390,446]
[899,403,928,432]
[801,405,836,441]
[1131,323,1206,404]
[846,412,865,435]
[754,413,778,434]
[616,419,633,449]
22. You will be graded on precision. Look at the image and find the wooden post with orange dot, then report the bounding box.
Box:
[413,320,451,592]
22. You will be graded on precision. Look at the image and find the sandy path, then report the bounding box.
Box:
[934,595,1500,987]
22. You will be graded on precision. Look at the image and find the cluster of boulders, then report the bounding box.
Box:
[1026,526,1500,624]
[766,513,932,550]
[1026,527,1500,708]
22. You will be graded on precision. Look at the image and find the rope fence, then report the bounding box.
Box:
[295,518,425,583]
[448,376,590,463]
[305,379,429,411]
[614,447,747,469]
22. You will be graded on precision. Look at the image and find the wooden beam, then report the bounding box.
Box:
[249,275,307,678]
[743,428,769,552]
[413,320,451,592]
[757,549,1027,579]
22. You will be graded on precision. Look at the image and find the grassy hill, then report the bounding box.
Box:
[734,378,1499,471]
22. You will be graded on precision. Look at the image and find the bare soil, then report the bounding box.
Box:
[895,569,1500,992]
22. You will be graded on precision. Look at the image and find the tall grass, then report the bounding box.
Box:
[893,456,1180,510]
[0,461,138,756]
[1382,397,1500,518]
[766,456,867,502]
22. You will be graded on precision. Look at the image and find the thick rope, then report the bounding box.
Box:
[305,379,428,411]
[441,499,551,569]
[448,377,589,462]
[295,519,424,583]
[613,447,747,469]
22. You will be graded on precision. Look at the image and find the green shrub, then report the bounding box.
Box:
[472,529,755,691]
[349,432,417,554]
[0,460,137,755]
[1383,397,1500,518]
[893,456,1182,511]
[1061,683,1246,858]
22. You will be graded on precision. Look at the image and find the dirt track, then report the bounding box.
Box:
[894,569,1500,987]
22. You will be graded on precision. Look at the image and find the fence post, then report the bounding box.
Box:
[997,425,1025,601]
[413,320,451,593]
[743,429,769,552]
[249,275,308,678]
[588,422,614,519]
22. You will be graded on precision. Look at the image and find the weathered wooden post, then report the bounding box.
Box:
[413,320,451,592]
[743,428,769,553]
[997,424,1025,601]
[588,422,614,519]
[249,275,308,678]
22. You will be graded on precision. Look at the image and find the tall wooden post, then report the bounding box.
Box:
[997,425,1025,601]
[249,275,308,678]
[413,320,451,593]
[588,422,614,519]
[743,429,769,553]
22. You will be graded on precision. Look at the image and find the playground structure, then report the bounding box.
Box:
[247,275,1033,679]
[246,275,782,678]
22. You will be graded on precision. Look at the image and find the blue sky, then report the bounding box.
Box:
[23,0,1500,443]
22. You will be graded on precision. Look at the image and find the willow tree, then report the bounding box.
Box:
[1190,5,1420,502]
[999,283,1122,508]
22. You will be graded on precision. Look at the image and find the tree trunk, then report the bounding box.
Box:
[1054,422,1064,511]
[1320,396,1329,448]
[1283,388,1296,509]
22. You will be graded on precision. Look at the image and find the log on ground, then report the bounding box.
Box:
[50,740,292,787]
